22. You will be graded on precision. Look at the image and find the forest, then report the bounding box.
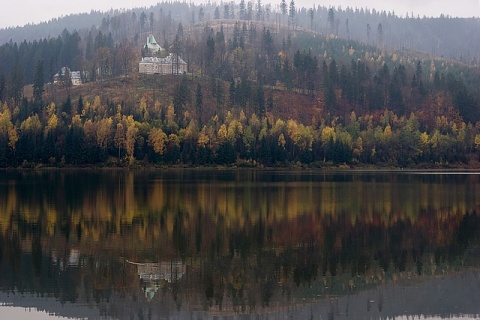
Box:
[1,1,480,168]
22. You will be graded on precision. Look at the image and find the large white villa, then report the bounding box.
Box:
[139,55,187,75]
[139,34,188,75]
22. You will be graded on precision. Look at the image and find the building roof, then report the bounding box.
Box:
[146,34,163,53]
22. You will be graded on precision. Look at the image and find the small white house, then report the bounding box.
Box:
[54,67,84,86]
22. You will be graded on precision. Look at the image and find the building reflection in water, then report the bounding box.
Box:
[126,259,186,301]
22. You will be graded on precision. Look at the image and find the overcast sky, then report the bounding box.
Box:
[1,0,479,29]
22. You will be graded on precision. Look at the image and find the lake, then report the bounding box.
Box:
[0,169,479,319]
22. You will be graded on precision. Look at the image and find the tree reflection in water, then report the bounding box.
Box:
[0,170,479,319]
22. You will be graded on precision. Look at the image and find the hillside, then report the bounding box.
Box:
[0,4,480,168]
[2,1,480,61]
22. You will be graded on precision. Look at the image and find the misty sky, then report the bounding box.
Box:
[1,0,479,29]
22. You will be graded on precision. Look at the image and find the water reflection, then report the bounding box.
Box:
[0,169,479,319]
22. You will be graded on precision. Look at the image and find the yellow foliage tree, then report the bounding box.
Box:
[149,128,168,155]
[96,117,113,149]
[83,119,97,144]
[44,113,59,137]
[218,123,228,141]
[278,133,286,149]
[125,123,138,163]
[321,126,336,145]
[0,108,18,149]
[20,114,42,136]
[227,119,243,143]
[197,126,210,148]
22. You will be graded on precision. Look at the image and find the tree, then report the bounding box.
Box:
[377,23,384,48]
[149,12,155,30]
[280,0,287,22]
[309,8,314,30]
[0,108,18,165]
[214,6,221,19]
[247,1,253,20]
[95,47,112,80]
[195,83,203,124]
[149,127,168,156]
[289,0,296,28]
[125,120,138,164]
[117,40,136,77]
[10,63,24,106]
[0,68,5,102]
[140,11,147,31]
[367,23,371,44]
[224,4,230,19]
[114,122,125,162]
[328,8,335,35]
[239,0,246,19]
[173,74,190,124]
[33,60,44,108]
[172,34,183,75]
[256,0,263,21]
[255,85,265,116]
[19,114,42,161]
[216,140,236,164]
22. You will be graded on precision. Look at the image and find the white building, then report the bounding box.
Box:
[139,54,188,75]
[54,67,84,86]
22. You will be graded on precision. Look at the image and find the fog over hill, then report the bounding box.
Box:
[0,1,480,60]
[1,0,479,29]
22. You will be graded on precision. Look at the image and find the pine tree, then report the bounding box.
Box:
[289,0,296,27]
[33,60,44,108]
[280,0,287,17]
[240,0,246,19]
[195,83,203,121]
[0,67,5,102]
[10,63,24,106]
[328,8,335,34]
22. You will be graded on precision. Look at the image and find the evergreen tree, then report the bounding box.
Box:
[280,0,287,26]
[10,63,24,106]
[0,67,5,102]
[149,12,155,30]
[256,0,263,21]
[224,4,230,19]
[240,0,246,19]
[33,60,44,108]
[309,8,314,30]
[140,11,147,31]
[328,8,335,34]
[289,0,296,27]
[377,23,384,48]
[229,78,236,106]
[255,85,265,116]
[173,74,190,124]
[195,83,203,123]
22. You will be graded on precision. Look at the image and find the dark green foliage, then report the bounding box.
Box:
[33,60,44,108]
[216,141,236,165]
[254,85,265,116]
[10,63,24,106]
[173,74,190,124]
[0,67,6,102]
[195,83,203,125]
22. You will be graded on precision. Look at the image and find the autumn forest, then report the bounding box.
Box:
[1,1,480,167]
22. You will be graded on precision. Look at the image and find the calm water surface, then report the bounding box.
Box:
[0,169,479,319]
